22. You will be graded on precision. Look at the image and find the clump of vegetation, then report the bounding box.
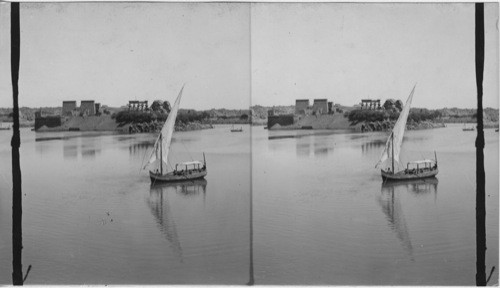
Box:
[150,100,171,114]
[383,99,403,111]
[408,108,442,122]
[348,108,441,124]
[112,110,160,124]
[112,109,210,125]
[348,110,398,123]
[176,111,210,124]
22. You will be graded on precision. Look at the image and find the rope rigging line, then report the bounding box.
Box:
[181,139,194,161]
[139,141,152,172]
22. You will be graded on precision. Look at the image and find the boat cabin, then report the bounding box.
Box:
[404,159,437,175]
[173,161,206,175]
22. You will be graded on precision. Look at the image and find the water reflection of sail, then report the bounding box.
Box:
[147,180,208,262]
[378,178,439,259]
[378,184,414,259]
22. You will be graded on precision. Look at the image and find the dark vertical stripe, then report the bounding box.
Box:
[475,3,486,287]
[11,1,23,286]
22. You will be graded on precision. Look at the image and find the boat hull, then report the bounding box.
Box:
[150,170,207,183]
[381,168,438,181]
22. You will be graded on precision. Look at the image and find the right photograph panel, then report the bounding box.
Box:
[250,3,498,285]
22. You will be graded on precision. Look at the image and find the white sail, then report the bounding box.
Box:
[376,84,416,169]
[147,85,184,173]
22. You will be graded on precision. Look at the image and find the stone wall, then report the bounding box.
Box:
[35,116,61,130]
[268,114,295,128]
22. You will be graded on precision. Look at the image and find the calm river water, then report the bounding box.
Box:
[0,125,251,284]
[253,124,498,285]
[0,124,498,285]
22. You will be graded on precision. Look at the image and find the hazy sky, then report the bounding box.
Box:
[0,3,251,110]
[0,2,498,109]
[252,3,498,109]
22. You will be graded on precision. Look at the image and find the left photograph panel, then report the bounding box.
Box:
[0,2,252,284]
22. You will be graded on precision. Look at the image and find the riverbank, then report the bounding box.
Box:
[36,115,214,133]
[125,121,213,133]
[37,115,122,132]
[354,120,446,132]
[268,113,447,132]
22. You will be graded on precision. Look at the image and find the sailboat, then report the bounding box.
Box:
[230,125,243,132]
[376,85,438,181]
[145,85,207,183]
[0,122,10,130]
[462,124,475,131]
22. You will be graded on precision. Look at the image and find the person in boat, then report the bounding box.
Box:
[386,167,391,173]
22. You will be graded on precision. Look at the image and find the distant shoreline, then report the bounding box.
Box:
[1,105,497,133]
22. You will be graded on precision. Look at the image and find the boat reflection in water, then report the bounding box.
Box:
[377,178,439,260]
[146,179,208,262]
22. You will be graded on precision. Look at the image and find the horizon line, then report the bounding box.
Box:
[0,105,498,111]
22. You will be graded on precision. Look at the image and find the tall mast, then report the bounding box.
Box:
[391,132,394,174]
[160,133,163,175]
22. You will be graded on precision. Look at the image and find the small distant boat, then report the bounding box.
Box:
[463,124,475,131]
[264,126,268,130]
[0,122,10,130]
[230,125,243,132]
[376,84,438,182]
[495,128,499,132]
[145,85,207,183]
